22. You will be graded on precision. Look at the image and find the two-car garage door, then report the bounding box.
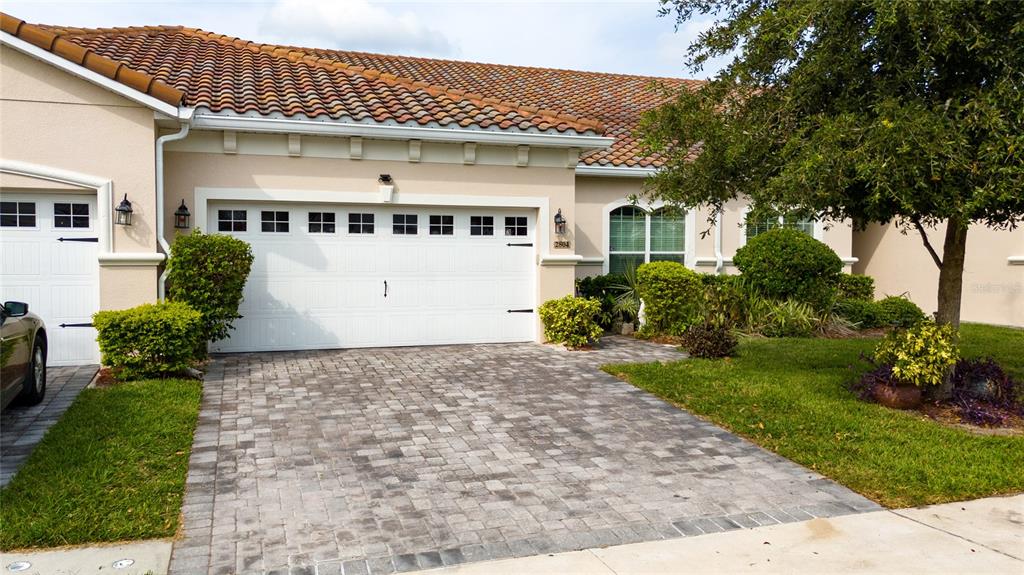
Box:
[208,202,537,353]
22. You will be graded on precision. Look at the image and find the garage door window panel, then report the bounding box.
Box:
[218,210,247,232]
[261,211,289,233]
[429,215,454,236]
[347,213,373,234]
[1,202,36,228]
[393,214,418,235]
[309,212,337,234]
[470,216,494,236]
[504,216,528,236]
[54,202,90,229]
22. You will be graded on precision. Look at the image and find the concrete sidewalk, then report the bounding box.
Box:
[413,494,1024,574]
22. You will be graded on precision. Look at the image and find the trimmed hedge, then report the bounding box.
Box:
[539,296,603,348]
[636,261,701,334]
[838,274,875,302]
[93,302,203,380]
[835,298,881,328]
[167,231,254,347]
[875,296,927,328]
[733,228,843,308]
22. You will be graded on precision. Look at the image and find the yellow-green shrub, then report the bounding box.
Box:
[636,261,701,334]
[93,301,203,381]
[539,296,603,348]
[873,322,959,388]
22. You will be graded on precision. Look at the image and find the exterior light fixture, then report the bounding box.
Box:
[378,174,395,203]
[114,194,133,226]
[554,208,567,235]
[174,199,191,229]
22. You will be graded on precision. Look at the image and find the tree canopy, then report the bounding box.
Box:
[641,0,1024,326]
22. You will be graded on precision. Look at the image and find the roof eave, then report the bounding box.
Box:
[575,165,658,178]
[1,30,189,120]
[190,112,616,150]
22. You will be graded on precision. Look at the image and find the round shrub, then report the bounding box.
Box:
[167,230,254,348]
[873,322,959,388]
[875,296,926,328]
[680,325,738,358]
[538,296,603,348]
[636,261,701,334]
[732,228,843,307]
[835,298,881,329]
[93,301,204,380]
[837,274,875,302]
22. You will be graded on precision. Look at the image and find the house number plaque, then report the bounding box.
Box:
[553,240,572,249]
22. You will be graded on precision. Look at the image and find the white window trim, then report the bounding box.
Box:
[601,198,696,274]
[738,205,823,247]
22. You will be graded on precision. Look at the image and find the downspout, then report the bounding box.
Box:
[714,210,724,274]
[156,123,190,300]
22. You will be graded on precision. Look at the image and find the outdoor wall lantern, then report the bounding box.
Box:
[554,208,567,235]
[114,194,134,226]
[174,199,191,229]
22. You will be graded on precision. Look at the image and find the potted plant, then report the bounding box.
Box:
[868,322,959,409]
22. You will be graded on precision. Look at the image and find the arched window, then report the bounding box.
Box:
[608,206,686,275]
[744,209,815,241]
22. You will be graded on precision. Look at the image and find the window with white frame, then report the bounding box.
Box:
[217,209,247,232]
[54,203,89,228]
[608,206,685,275]
[0,202,36,228]
[309,212,337,233]
[470,216,494,236]
[429,215,454,235]
[393,214,418,235]
[744,209,814,241]
[347,213,373,234]
[261,210,289,233]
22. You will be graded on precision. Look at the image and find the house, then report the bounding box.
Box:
[1,14,1020,365]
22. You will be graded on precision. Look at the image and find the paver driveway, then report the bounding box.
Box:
[170,337,879,575]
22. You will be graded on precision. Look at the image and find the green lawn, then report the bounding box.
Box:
[606,324,1024,508]
[0,379,201,550]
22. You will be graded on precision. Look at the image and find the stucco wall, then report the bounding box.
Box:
[1,47,159,310]
[854,222,1023,327]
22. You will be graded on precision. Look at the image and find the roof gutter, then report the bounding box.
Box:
[190,113,615,150]
[575,165,658,178]
[155,123,190,300]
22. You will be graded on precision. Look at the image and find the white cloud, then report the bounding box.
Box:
[259,0,456,56]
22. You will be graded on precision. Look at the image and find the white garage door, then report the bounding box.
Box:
[208,202,537,352]
[0,192,100,366]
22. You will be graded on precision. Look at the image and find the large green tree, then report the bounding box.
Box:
[641,0,1024,328]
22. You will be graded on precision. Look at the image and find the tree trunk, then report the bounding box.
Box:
[930,217,968,401]
[935,217,968,329]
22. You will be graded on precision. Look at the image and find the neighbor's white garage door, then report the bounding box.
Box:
[208,202,536,352]
[0,192,100,366]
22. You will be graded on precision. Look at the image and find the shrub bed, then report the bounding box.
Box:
[576,273,626,330]
[92,301,203,381]
[838,274,875,301]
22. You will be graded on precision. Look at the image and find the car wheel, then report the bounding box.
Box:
[19,336,46,406]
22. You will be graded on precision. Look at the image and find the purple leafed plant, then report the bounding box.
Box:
[950,357,1023,426]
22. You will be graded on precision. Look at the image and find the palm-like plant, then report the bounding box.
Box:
[611,266,641,324]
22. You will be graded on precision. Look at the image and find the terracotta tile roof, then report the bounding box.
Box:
[0,14,184,106]
[4,13,704,165]
[8,16,602,136]
[303,50,703,167]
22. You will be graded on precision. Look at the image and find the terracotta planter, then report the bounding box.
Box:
[873,384,922,410]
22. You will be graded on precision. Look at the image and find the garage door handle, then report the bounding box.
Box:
[507,309,534,313]
[59,322,93,328]
[384,280,388,298]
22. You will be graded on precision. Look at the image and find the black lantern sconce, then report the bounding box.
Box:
[174,199,191,229]
[114,194,133,226]
[554,208,567,235]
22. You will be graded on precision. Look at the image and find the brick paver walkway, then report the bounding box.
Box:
[170,337,879,575]
[0,364,97,486]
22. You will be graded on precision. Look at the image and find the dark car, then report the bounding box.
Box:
[1,301,47,410]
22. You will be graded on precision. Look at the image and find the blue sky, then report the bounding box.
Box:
[3,0,729,79]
